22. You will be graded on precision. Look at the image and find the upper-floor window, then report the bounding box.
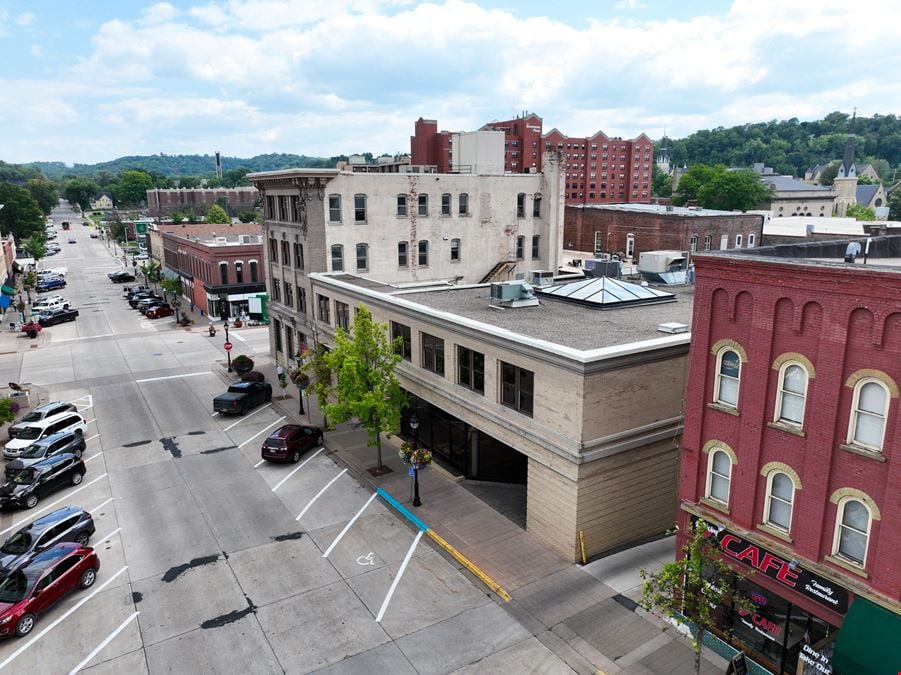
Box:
[531,235,540,259]
[249,260,258,283]
[297,287,307,314]
[266,196,275,219]
[356,243,369,271]
[418,240,429,266]
[532,194,541,217]
[703,235,712,251]
[706,449,732,505]
[764,471,795,532]
[714,348,741,408]
[501,362,533,417]
[515,235,525,260]
[516,193,526,218]
[283,283,293,308]
[441,194,451,216]
[330,244,344,272]
[328,194,341,223]
[459,193,469,216]
[748,233,757,248]
[317,294,330,324]
[833,498,872,566]
[219,262,228,285]
[450,238,461,262]
[335,301,350,330]
[293,242,304,270]
[234,262,243,284]
[391,321,411,361]
[271,278,281,302]
[421,333,445,377]
[396,194,407,217]
[281,240,290,266]
[690,235,698,253]
[735,234,743,248]
[848,379,890,451]
[398,241,409,268]
[457,346,484,395]
[775,363,808,427]
[268,237,278,261]
[418,194,428,217]
[354,194,366,222]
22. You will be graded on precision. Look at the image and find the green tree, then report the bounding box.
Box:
[321,305,406,472]
[141,260,162,287]
[856,174,874,185]
[651,163,672,198]
[205,204,230,224]
[23,234,47,264]
[641,519,753,675]
[238,211,258,223]
[888,188,901,220]
[170,212,184,223]
[297,343,334,427]
[696,168,774,211]
[815,161,840,186]
[177,176,201,189]
[222,167,250,188]
[115,170,153,206]
[0,397,17,426]
[0,182,45,239]
[160,276,183,321]
[25,179,59,216]
[845,203,876,221]
[672,164,717,205]
[63,178,100,212]
[22,271,36,302]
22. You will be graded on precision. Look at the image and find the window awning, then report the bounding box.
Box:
[832,597,901,675]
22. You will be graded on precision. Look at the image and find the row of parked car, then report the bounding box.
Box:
[120,284,173,319]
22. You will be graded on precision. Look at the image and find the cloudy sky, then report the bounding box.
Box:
[1,0,899,165]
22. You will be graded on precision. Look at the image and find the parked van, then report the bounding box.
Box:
[4,412,86,458]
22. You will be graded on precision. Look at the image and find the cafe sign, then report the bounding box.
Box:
[714,529,848,614]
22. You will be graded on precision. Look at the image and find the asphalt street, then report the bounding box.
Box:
[0,204,563,675]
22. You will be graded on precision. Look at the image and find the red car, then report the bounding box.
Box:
[261,424,323,463]
[145,304,173,319]
[0,542,99,638]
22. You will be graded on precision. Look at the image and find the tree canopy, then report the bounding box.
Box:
[0,182,45,240]
[845,203,876,221]
[116,170,154,205]
[673,164,774,211]
[205,204,230,224]
[63,178,100,212]
[25,179,59,215]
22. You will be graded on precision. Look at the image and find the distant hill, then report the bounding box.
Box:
[26,153,341,180]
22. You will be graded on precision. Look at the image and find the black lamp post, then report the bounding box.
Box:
[410,414,421,507]
[224,320,232,373]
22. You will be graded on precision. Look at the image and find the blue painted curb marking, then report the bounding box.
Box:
[376,487,429,532]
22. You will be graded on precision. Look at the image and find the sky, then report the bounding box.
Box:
[1,0,899,166]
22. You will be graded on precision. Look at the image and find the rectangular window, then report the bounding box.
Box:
[272,278,281,302]
[235,262,243,284]
[283,283,293,308]
[532,195,541,217]
[515,235,525,260]
[293,242,304,269]
[457,346,484,395]
[441,193,451,216]
[297,287,307,314]
[418,240,428,266]
[356,243,368,271]
[354,194,366,222]
[450,238,461,261]
[398,241,409,268]
[331,244,344,272]
[329,194,341,223]
[219,262,228,285]
[335,301,349,330]
[396,194,407,217]
[317,294,330,324]
[274,319,283,352]
[689,235,698,253]
[421,333,445,377]
[268,238,278,261]
[281,240,290,265]
[285,328,294,359]
[459,193,469,215]
[516,193,526,218]
[418,194,428,216]
[391,321,411,361]
[531,235,540,259]
[501,362,533,417]
[249,260,259,282]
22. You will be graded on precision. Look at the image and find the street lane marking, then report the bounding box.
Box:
[85,452,102,462]
[223,403,271,431]
[90,497,114,513]
[0,565,128,671]
[68,611,139,675]
[375,530,423,623]
[271,448,323,492]
[323,492,378,558]
[296,468,348,521]
[135,371,208,383]
[0,473,109,537]
[55,333,116,342]
[231,332,246,342]
[238,417,285,449]
[84,434,100,443]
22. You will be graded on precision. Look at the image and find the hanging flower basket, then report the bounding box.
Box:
[398,442,432,469]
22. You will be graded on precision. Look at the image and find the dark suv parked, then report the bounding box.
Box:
[0,454,86,510]
[0,507,94,575]
[6,430,87,477]
[8,402,77,439]
[261,424,324,463]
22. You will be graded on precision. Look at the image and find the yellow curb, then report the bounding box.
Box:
[426,529,512,602]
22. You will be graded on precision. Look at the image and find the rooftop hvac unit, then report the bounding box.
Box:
[489,280,539,308]
[239,234,258,244]
[583,259,621,279]
[638,250,688,284]
[527,270,554,287]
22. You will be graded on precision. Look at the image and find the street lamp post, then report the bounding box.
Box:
[410,414,421,507]
[224,321,232,372]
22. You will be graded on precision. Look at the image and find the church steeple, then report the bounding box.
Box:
[839,109,857,179]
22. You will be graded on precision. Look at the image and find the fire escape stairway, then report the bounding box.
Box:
[480,261,516,284]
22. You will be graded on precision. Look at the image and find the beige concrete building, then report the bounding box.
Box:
[293,272,692,561]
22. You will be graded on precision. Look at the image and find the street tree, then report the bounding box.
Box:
[21,271,36,303]
[0,397,17,426]
[141,260,162,287]
[296,343,333,428]
[641,519,753,675]
[238,211,258,223]
[23,235,47,264]
[25,179,59,216]
[0,182,44,239]
[160,276,183,322]
[205,204,230,224]
[696,168,774,211]
[321,305,406,473]
[62,178,100,212]
[115,170,153,206]
[845,203,876,221]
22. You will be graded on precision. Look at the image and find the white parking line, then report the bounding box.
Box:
[0,473,109,538]
[135,372,208,383]
[211,412,219,417]
[230,332,246,342]
[94,527,121,546]
[375,530,423,623]
[90,497,114,513]
[68,611,139,675]
[84,434,100,443]
[238,417,285,449]
[0,565,128,671]
[271,448,323,492]
[85,452,102,462]
[323,492,378,558]
[55,333,116,343]
[254,459,266,468]
[296,468,347,521]
[223,404,271,431]
[84,418,96,425]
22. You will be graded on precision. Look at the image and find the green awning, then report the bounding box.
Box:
[833,597,901,675]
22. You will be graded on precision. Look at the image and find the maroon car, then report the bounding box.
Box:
[0,542,99,638]
[145,304,173,319]
[261,424,323,463]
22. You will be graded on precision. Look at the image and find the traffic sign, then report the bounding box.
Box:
[223,341,233,352]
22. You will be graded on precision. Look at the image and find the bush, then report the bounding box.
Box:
[232,354,254,370]
[241,370,265,383]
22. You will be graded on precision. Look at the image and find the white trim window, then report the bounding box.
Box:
[706,449,732,505]
[775,363,808,426]
[764,472,794,531]
[735,234,743,248]
[848,380,889,451]
[714,348,741,408]
[833,498,871,566]
[748,233,756,248]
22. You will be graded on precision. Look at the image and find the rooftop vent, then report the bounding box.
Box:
[489,280,539,309]
[527,270,555,287]
[658,322,689,334]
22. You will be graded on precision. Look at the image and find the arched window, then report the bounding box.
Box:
[706,449,732,505]
[714,348,741,407]
[848,380,889,450]
[330,244,344,272]
[833,499,872,566]
[764,472,795,531]
[775,363,808,426]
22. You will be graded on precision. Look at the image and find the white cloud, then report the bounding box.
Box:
[140,2,181,25]
[31,44,43,58]
[15,12,35,27]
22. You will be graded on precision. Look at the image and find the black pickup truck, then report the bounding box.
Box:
[36,307,79,327]
[213,381,272,415]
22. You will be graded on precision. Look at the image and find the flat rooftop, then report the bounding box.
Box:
[570,202,755,218]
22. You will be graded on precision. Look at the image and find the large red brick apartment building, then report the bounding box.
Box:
[679,239,901,674]
[411,113,653,206]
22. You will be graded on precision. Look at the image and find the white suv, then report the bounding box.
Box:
[32,296,69,312]
[4,412,87,458]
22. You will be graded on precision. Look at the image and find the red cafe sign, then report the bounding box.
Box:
[714,530,848,614]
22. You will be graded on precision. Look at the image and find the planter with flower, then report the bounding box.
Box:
[398,442,432,469]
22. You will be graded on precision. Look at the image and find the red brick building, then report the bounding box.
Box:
[410,113,653,206]
[162,230,266,319]
[564,204,764,259]
[678,240,901,674]
[147,187,259,217]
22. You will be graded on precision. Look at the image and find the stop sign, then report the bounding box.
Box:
[223,341,233,352]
